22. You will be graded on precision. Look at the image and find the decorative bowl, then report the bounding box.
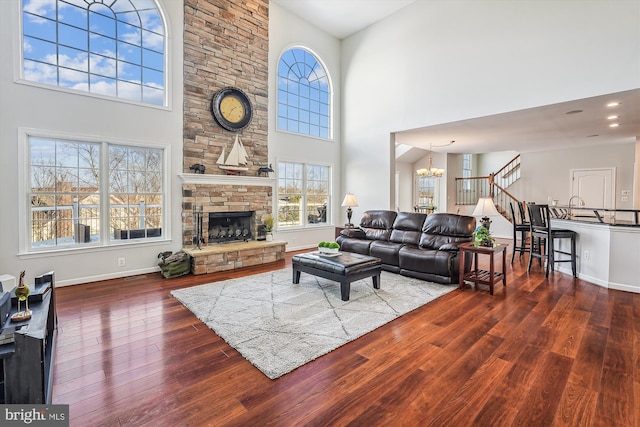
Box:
[318,247,339,254]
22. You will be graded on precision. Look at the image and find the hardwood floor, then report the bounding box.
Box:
[53,241,639,426]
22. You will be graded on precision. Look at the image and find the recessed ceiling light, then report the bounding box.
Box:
[607,115,619,120]
[565,109,583,115]
[606,102,621,107]
[609,123,620,127]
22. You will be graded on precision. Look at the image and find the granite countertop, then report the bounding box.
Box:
[550,206,640,227]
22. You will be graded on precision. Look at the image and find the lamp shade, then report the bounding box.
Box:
[472,198,500,217]
[341,193,359,207]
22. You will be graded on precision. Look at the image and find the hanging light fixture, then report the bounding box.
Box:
[416,142,447,177]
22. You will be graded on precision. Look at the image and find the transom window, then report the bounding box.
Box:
[277,48,331,139]
[277,161,330,227]
[29,135,164,250]
[21,0,166,106]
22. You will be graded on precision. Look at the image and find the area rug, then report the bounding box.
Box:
[170,268,455,379]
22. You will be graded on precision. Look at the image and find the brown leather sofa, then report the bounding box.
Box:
[336,210,476,284]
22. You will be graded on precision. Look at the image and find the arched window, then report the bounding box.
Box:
[277,47,331,139]
[21,0,166,106]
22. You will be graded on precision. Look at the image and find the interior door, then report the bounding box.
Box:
[570,168,615,208]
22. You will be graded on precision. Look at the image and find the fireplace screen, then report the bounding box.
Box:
[209,211,253,243]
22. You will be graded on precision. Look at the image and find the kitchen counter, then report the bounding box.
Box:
[549,217,639,294]
[550,206,639,226]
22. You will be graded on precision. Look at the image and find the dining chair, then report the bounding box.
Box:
[527,203,577,278]
[509,202,529,263]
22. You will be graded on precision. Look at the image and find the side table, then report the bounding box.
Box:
[459,242,507,295]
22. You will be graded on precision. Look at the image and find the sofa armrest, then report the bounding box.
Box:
[439,243,460,251]
[340,228,366,239]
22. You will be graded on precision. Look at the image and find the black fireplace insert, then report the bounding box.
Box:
[208,211,253,243]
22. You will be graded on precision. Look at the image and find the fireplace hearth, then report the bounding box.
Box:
[208,211,253,244]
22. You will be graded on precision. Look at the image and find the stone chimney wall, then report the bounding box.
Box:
[182,0,271,247]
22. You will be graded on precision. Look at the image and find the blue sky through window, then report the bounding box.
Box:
[278,48,330,139]
[22,0,166,106]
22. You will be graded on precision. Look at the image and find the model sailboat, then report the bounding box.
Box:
[217,134,249,172]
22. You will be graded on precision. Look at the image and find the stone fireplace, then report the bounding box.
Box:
[180,175,273,246]
[180,174,284,274]
[180,1,279,274]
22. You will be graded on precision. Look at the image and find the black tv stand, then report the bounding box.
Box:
[0,271,57,404]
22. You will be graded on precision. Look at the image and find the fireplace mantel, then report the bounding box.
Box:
[178,173,275,187]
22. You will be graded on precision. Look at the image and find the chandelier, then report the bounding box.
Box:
[416,142,447,177]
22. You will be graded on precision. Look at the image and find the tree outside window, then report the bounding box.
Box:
[277,162,330,228]
[28,136,164,249]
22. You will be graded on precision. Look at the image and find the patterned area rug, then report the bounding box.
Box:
[171,268,455,379]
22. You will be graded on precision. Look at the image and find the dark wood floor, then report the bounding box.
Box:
[53,241,639,426]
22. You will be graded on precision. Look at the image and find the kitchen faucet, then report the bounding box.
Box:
[568,195,585,218]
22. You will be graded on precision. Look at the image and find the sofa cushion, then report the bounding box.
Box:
[370,240,403,269]
[419,213,475,250]
[389,212,427,246]
[398,245,455,277]
[336,237,372,256]
[359,210,398,241]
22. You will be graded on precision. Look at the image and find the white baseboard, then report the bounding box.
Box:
[56,266,161,287]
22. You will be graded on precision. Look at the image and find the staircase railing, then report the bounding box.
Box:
[494,154,520,189]
[455,176,491,206]
[455,170,522,221]
[455,154,524,221]
[491,179,521,221]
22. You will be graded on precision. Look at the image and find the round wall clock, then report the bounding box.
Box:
[211,87,253,132]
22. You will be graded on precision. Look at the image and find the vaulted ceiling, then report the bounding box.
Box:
[273,1,639,157]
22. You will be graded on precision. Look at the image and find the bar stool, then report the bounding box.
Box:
[510,201,529,263]
[527,203,577,278]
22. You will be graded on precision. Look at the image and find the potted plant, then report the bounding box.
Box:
[472,225,495,247]
[264,215,274,241]
[317,241,340,254]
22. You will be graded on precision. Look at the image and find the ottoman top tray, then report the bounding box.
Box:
[293,252,381,275]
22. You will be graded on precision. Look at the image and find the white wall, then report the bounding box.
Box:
[520,143,636,208]
[0,0,184,285]
[268,3,343,249]
[341,0,640,212]
[477,151,520,176]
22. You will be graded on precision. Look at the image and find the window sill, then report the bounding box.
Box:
[17,237,172,259]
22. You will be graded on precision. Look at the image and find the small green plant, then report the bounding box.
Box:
[318,241,340,250]
[472,225,495,247]
[264,215,274,232]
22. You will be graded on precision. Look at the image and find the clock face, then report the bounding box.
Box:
[220,95,245,123]
[211,87,253,131]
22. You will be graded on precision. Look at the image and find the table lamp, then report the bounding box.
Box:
[472,197,500,230]
[341,193,359,227]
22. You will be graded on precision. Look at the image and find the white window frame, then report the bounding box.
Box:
[463,153,472,191]
[276,46,333,140]
[276,160,332,230]
[17,0,170,109]
[18,127,170,255]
